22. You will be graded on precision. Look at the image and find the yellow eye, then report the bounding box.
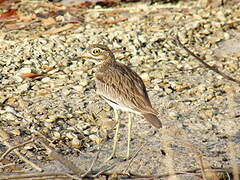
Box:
[92,48,101,55]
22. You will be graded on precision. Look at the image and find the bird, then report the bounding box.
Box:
[81,44,162,160]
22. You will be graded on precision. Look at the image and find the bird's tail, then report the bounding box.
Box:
[143,113,162,128]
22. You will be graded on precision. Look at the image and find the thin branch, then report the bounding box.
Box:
[103,167,231,179]
[0,167,232,179]
[0,172,70,180]
[93,163,116,177]
[81,145,102,177]
[0,137,42,172]
[175,35,240,85]
[0,139,34,161]
[36,137,82,176]
[65,173,82,180]
[197,154,207,180]
[124,141,147,173]
[0,163,15,169]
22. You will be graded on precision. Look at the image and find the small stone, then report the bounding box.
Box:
[66,132,77,140]
[53,131,61,139]
[24,145,34,150]
[41,77,51,83]
[17,83,29,92]
[164,87,172,94]
[153,85,161,91]
[73,85,83,92]
[0,129,10,140]
[37,89,50,96]
[5,113,17,121]
[4,106,16,113]
[19,67,31,74]
[140,73,150,81]
[79,80,88,87]
[76,121,90,131]
[62,88,70,96]
[99,118,115,130]
[15,76,23,82]
[138,34,147,43]
[71,137,81,148]
[168,111,178,118]
[11,129,21,136]
[83,129,90,135]
[45,118,55,123]
[89,134,102,144]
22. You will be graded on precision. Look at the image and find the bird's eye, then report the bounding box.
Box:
[92,48,101,55]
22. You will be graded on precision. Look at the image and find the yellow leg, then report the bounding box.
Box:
[106,109,120,161]
[126,113,133,160]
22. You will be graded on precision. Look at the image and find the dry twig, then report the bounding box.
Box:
[197,154,207,180]
[175,35,240,85]
[0,162,15,169]
[92,163,116,178]
[0,129,42,172]
[0,139,34,161]
[124,141,147,173]
[0,167,233,179]
[36,137,82,177]
[0,172,71,180]
[81,145,102,177]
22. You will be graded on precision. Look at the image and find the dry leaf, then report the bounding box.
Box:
[76,0,118,8]
[97,17,127,24]
[41,17,56,26]
[95,0,119,7]
[0,0,20,9]
[21,73,46,79]
[0,9,17,22]
[44,23,75,34]
[19,13,36,22]
[4,23,18,29]
[42,65,54,71]
[36,10,65,19]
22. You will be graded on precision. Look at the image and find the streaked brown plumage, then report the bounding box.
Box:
[81,44,162,160]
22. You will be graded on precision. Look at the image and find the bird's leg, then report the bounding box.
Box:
[106,108,120,161]
[126,113,133,160]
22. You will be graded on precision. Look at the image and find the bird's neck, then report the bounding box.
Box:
[103,53,116,64]
[98,55,116,71]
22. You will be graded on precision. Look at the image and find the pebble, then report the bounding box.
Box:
[11,129,21,136]
[5,113,17,121]
[140,73,150,81]
[4,106,16,113]
[79,80,88,87]
[41,77,51,83]
[62,88,70,96]
[53,131,61,139]
[66,132,77,140]
[89,134,102,144]
[71,137,81,148]
[72,85,84,92]
[19,67,31,74]
[17,83,30,92]
[45,118,55,123]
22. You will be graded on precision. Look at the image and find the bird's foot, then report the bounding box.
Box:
[105,153,116,162]
[121,155,130,161]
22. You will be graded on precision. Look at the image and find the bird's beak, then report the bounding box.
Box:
[111,48,126,53]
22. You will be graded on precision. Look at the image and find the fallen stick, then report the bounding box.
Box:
[36,137,82,177]
[175,35,240,85]
[0,139,34,161]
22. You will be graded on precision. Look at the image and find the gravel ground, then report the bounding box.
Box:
[0,0,240,179]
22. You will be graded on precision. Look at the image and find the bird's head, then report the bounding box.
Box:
[80,44,115,64]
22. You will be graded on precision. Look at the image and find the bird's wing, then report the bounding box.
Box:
[95,62,158,115]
